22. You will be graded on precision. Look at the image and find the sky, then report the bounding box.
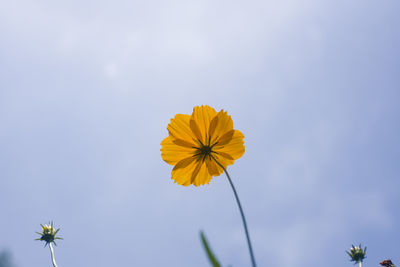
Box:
[0,0,399,266]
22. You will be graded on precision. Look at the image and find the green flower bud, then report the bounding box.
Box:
[35,222,63,246]
[346,244,366,263]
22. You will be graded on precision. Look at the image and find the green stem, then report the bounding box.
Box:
[49,243,58,267]
[212,156,257,267]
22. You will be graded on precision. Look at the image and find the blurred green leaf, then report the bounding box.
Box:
[200,231,222,267]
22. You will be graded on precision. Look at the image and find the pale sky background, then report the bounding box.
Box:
[0,0,399,266]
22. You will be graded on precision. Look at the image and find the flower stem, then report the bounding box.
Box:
[49,243,58,267]
[212,157,257,267]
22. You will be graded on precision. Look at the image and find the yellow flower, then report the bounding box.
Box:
[161,105,245,186]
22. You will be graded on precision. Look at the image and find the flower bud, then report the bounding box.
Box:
[346,244,366,263]
[35,222,63,246]
[380,259,396,267]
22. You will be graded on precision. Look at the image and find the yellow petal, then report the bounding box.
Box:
[206,157,223,176]
[171,156,198,186]
[191,105,217,144]
[208,115,219,139]
[189,119,203,145]
[191,160,213,186]
[210,110,233,144]
[172,138,196,148]
[161,136,196,165]
[167,114,197,145]
[190,159,203,183]
[214,130,245,161]
[210,152,237,173]
[211,153,234,169]
[216,151,234,160]
[171,157,213,186]
[216,130,235,146]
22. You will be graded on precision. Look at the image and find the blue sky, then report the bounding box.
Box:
[0,0,399,266]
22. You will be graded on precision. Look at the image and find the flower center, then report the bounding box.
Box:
[199,145,212,156]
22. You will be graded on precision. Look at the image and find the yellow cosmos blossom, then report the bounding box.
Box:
[161,105,256,266]
[161,105,245,186]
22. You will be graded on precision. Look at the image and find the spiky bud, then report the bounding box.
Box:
[346,244,366,264]
[35,222,63,246]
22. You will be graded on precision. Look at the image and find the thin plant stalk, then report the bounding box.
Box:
[49,243,58,267]
[212,156,257,267]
